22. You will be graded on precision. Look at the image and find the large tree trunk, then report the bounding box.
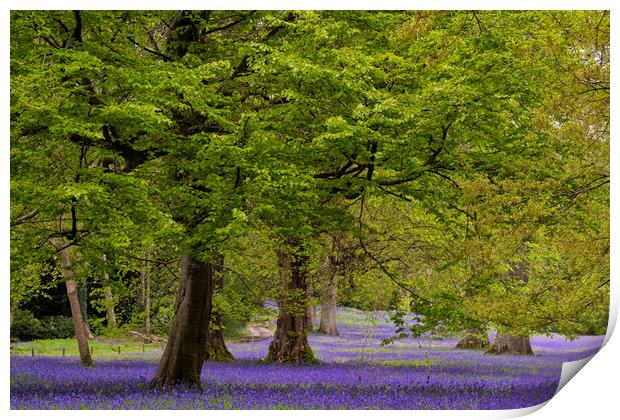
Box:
[487,334,534,355]
[275,249,290,309]
[266,249,316,364]
[151,253,214,387]
[101,254,117,329]
[319,261,339,336]
[204,253,234,362]
[57,246,93,367]
[455,329,489,350]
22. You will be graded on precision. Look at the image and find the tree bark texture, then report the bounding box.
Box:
[275,249,290,310]
[487,334,534,355]
[151,253,214,387]
[266,250,316,364]
[319,260,340,336]
[204,253,234,362]
[205,313,234,362]
[455,329,489,350]
[58,246,93,367]
[101,254,117,329]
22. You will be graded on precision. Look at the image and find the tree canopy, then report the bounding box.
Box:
[10,10,609,381]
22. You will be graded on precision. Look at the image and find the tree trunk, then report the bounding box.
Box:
[151,253,214,387]
[266,250,316,364]
[307,304,316,331]
[145,273,151,336]
[455,329,489,350]
[204,253,234,362]
[319,265,340,336]
[305,281,315,331]
[485,252,533,356]
[487,334,534,355]
[101,254,117,329]
[275,249,290,310]
[140,252,151,336]
[57,246,93,367]
[83,318,95,340]
[205,313,234,362]
[78,279,95,340]
[10,300,14,329]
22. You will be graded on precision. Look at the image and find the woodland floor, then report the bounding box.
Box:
[10,307,604,410]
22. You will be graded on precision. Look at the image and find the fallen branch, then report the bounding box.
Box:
[128,331,166,343]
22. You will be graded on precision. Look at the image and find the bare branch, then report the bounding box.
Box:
[11,209,40,226]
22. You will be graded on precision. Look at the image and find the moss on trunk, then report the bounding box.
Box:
[455,330,489,350]
[266,249,316,364]
[151,253,214,387]
[487,334,534,355]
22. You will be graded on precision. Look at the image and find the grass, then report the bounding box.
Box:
[377,358,441,367]
[11,338,165,358]
[222,325,251,342]
[11,320,252,358]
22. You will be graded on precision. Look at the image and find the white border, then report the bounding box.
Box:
[0,1,617,11]
[3,2,618,420]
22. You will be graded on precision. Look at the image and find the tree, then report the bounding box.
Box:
[319,255,340,336]
[10,10,162,365]
[265,243,316,363]
[461,11,610,353]
[10,10,608,377]
[204,253,234,362]
[144,10,256,386]
[318,232,359,336]
[54,242,94,366]
[100,254,117,329]
[345,11,608,354]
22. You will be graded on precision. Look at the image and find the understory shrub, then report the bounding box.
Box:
[11,309,43,341]
[151,305,174,337]
[39,316,74,339]
[11,309,74,341]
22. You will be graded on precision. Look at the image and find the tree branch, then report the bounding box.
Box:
[11,209,40,226]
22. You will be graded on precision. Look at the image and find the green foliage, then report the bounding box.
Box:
[11,309,74,341]
[575,302,609,336]
[151,301,175,337]
[39,316,75,340]
[11,309,44,342]
[10,10,608,345]
[10,338,164,358]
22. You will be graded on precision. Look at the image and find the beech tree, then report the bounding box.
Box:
[10,10,164,366]
[378,11,609,354]
[10,10,608,379]
[204,253,234,362]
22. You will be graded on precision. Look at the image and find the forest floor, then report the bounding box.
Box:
[10,306,605,409]
[242,323,274,341]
